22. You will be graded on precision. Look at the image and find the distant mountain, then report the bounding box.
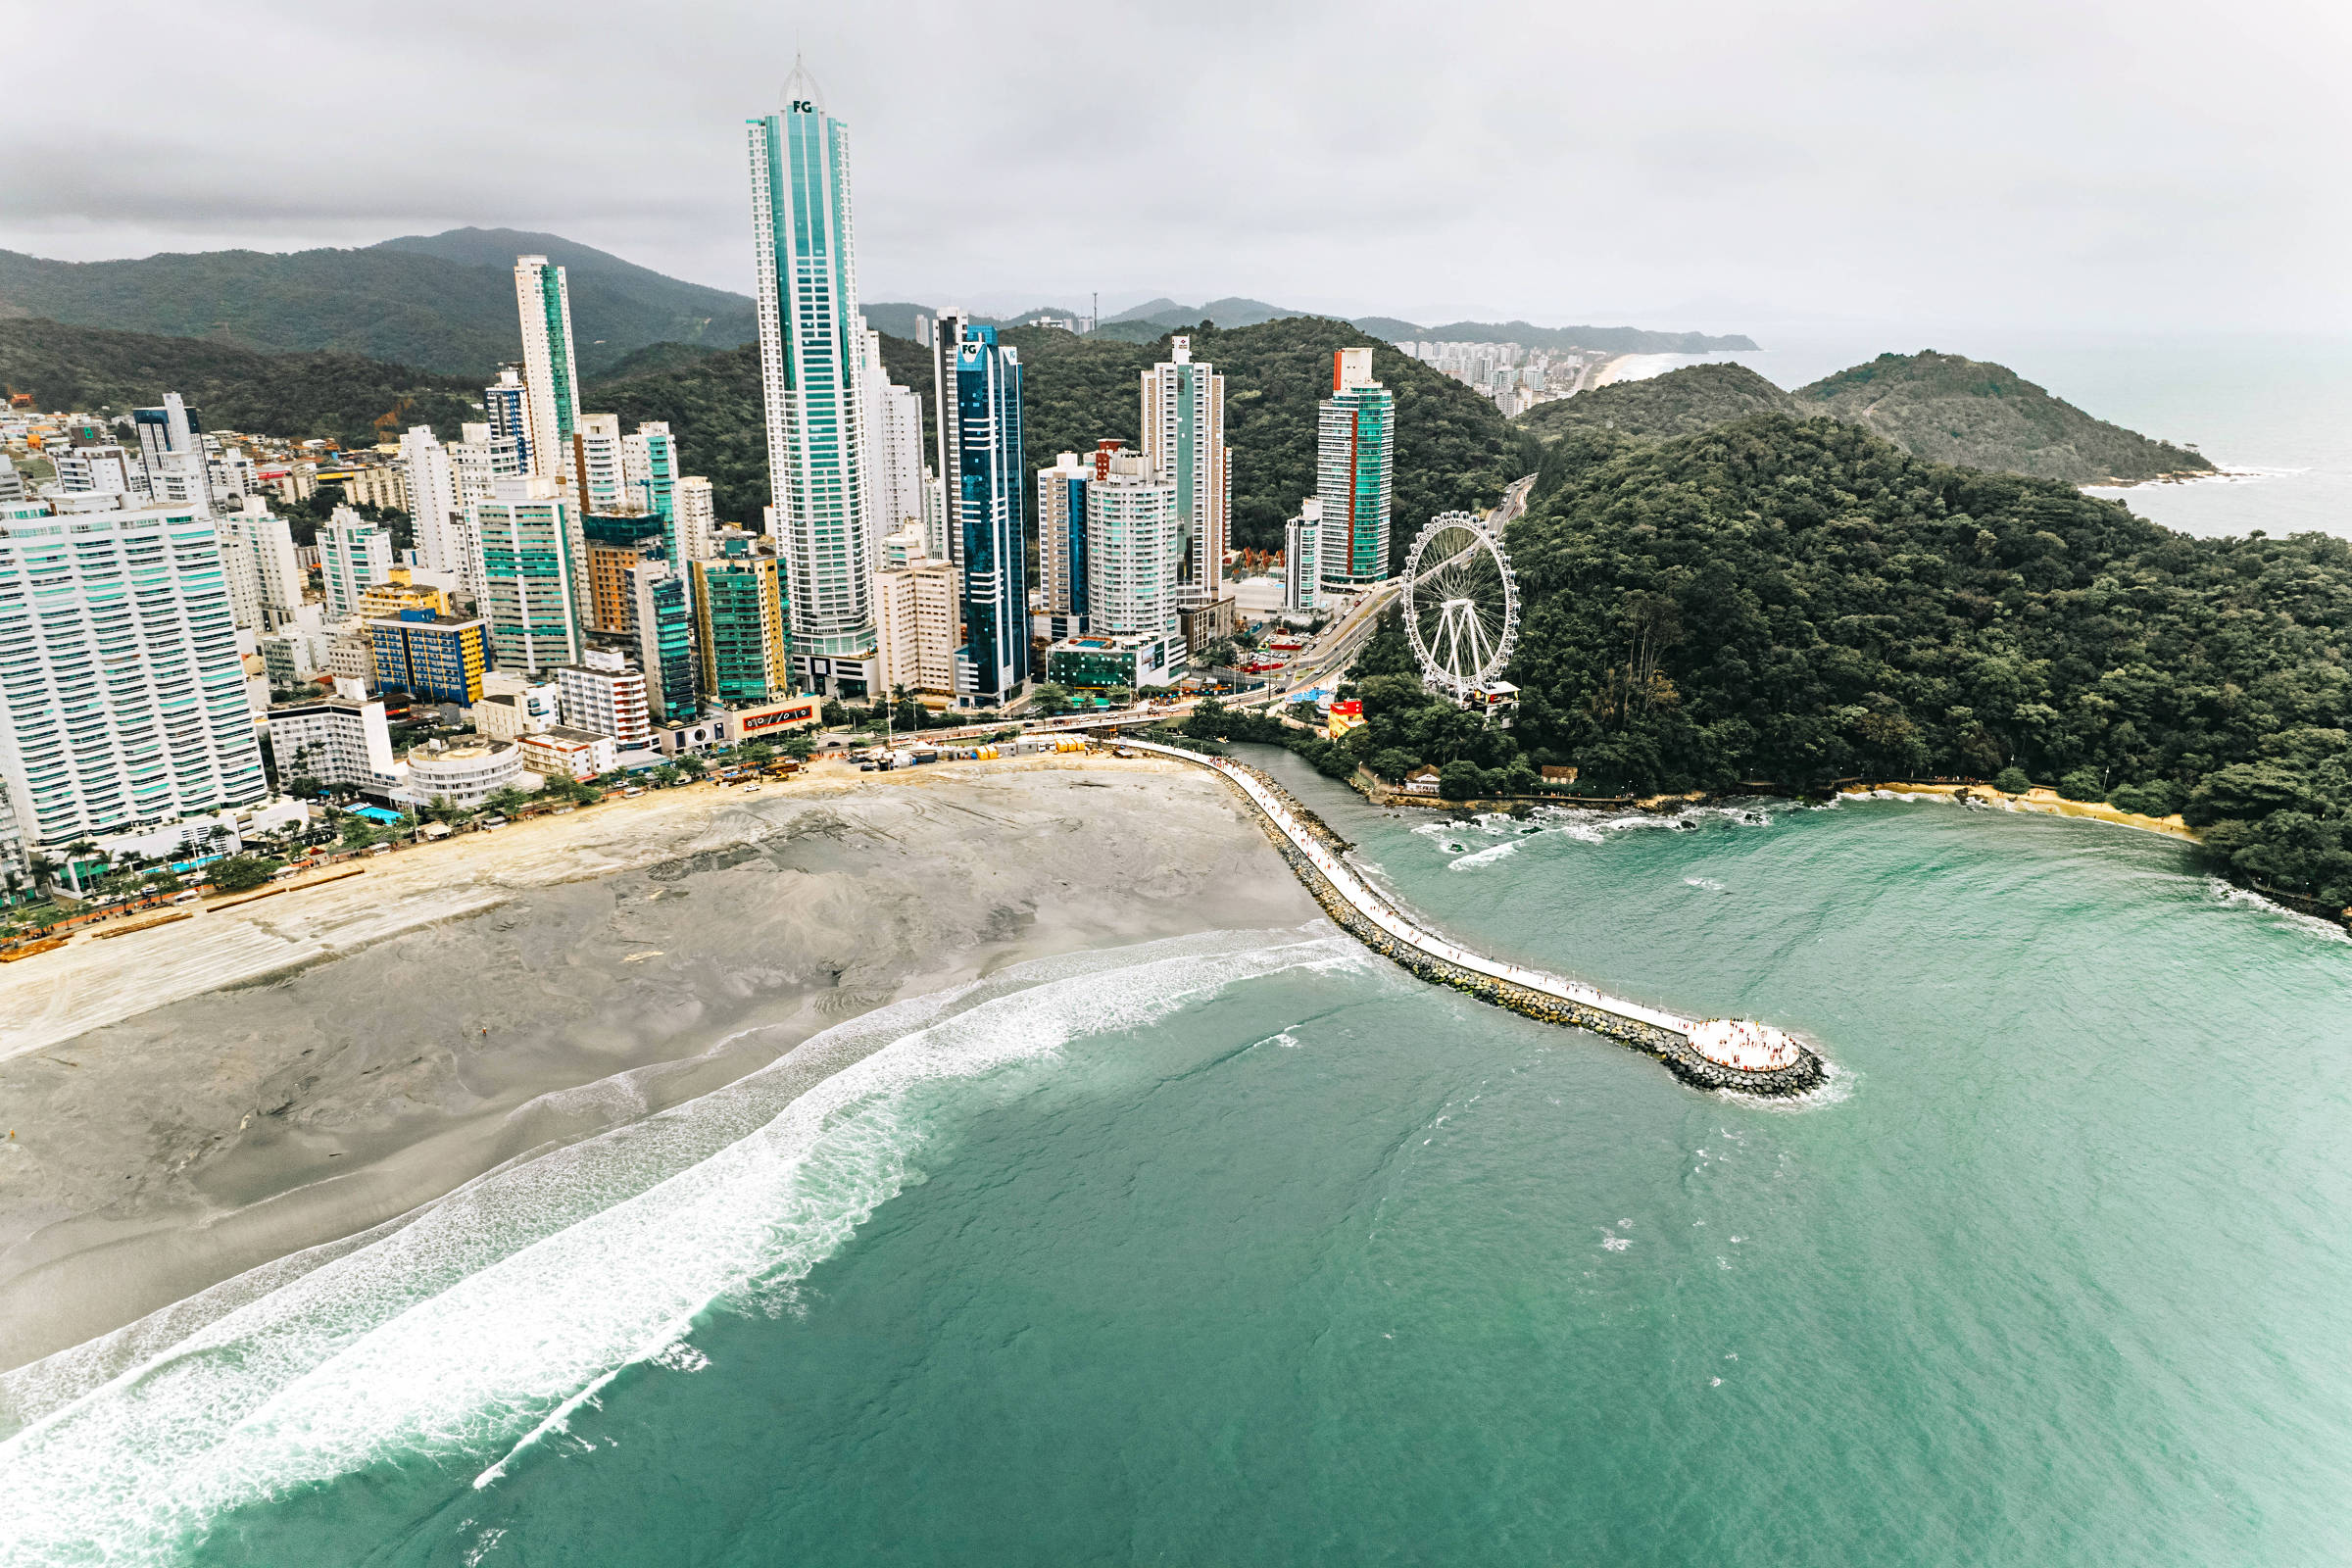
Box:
[0,229,759,378]
[1794,352,2213,484]
[0,318,479,447]
[1365,318,1760,354]
[372,227,757,356]
[1348,316,1424,341]
[1102,297,1188,324]
[1518,364,1797,441]
[1102,296,1303,329]
[1514,353,2213,486]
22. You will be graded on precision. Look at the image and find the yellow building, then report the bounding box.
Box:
[357,568,447,619]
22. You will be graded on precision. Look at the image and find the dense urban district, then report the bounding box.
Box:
[1,72,2347,934]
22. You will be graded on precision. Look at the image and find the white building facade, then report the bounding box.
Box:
[319,507,393,617]
[514,256,581,483]
[0,507,269,849]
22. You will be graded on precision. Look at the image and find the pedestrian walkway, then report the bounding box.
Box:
[1119,738,1700,1039]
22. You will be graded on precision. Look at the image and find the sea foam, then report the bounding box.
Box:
[0,927,1353,1566]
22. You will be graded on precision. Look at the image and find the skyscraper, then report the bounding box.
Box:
[1142,336,1228,610]
[627,561,700,721]
[1086,446,1180,654]
[748,62,874,699]
[950,325,1026,703]
[672,476,717,564]
[622,422,680,524]
[692,553,790,704]
[860,330,926,560]
[132,394,216,515]
[1316,347,1394,595]
[399,424,468,582]
[483,368,532,477]
[571,412,628,514]
[926,309,970,568]
[1037,450,1093,631]
[471,477,583,671]
[219,503,302,631]
[514,257,579,482]
[319,507,393,617]
[0,506,268,851]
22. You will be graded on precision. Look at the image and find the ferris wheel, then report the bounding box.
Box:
[1401,511,1519,702]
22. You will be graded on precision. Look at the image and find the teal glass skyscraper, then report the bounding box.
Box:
[1316,347,1394,592]
[952,325,1026,703]
[747,60,874,700]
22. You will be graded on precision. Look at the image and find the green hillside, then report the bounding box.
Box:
[593,317,1534,563]
[0,229,758,377]
[1503,416,2352,906]
[1517,364,1796,441]
[1794,352,2214,484]
[0,318,479,446]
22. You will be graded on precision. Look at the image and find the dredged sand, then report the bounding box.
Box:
[0,759,1318,1369]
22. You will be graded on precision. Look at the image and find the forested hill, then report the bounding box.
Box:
[0,318,479,446]
[1794,352,2214,484]
[1518,363,1796,441]
[596,317,1534,568]
[0,230,755,376]
[1502,416,2352,907]
[1516,353,2215,486]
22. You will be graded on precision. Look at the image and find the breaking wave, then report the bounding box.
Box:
[0,927,1358,1566]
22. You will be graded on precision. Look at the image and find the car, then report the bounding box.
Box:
[741,783,761,794]
[170,890,202,904]
[622,786,644,797]
[481,815,508,829]
[858,760,876,771]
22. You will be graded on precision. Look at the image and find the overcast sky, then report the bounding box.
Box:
[7,0,2347,335]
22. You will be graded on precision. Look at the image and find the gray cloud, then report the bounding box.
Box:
[3,0,2345,332]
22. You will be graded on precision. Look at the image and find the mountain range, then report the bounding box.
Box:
[0,230,1755,374]
[1516,356,2213,485]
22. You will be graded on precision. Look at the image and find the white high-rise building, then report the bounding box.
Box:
[399,424,467,579]
[514,256,580,482]
[572,412,628,513]
[220,501,302,630]
[1317,347,1394,594]
[1037,450,1093,625]
[556,648,651,751]
[873,556,959,702]
[133,394,217,515]
[621,421,680,525]
[53,441,135,501]
[1141,336,1228,611]
[859,324,926,559]
[0,506,269,851]
[673,476,717,563]
[319,507,393,617]
[749,62,877,698]
[1285,499,1322,612]
[1085,449,1179,649]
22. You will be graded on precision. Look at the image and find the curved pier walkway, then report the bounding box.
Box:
[1119,737,1825,1096]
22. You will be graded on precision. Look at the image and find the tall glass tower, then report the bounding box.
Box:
[951,325,1026,703]
[1317,347,1394,593]
[1142,336,1227,610]
[748,60,873,699]
[513,257,579,482]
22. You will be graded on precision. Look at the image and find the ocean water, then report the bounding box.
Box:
[7,751,2350,1565]
[1612,329,2352,541]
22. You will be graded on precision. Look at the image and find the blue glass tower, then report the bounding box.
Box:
[953,325,1026,703]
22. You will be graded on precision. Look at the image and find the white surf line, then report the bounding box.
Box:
[1117,739,1697,1037]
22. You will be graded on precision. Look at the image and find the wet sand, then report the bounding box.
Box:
[0,760,1318,1370]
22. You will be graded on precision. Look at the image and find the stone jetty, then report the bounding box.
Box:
[1119,737,1827,1097]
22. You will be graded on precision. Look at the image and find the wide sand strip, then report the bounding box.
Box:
[0,761,1317,1369]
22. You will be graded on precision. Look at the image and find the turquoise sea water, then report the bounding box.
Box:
[7,753,2350,1566]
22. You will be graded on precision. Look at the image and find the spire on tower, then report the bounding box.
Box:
[782,53,825,112]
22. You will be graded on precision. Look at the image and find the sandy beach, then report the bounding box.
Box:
[0,758,1318,1370]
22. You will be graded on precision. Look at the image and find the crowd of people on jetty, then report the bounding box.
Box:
[1690,1018,1801,1072]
